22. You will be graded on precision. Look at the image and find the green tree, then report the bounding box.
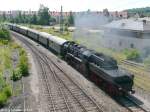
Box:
[67,11,74,26]
[49,17,56,25]
[2,12,6,21]
[31,14,38,24]
[22,13,26,23]
[0,28,10,40]
[38,5,51,25]
[18,11,23,23]
[127,7,150,17]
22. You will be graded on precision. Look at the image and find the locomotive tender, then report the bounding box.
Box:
[7,23,135,96]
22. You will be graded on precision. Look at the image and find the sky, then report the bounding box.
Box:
[0,0,150,11]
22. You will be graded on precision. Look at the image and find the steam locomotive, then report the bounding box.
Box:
[7,23,135,96]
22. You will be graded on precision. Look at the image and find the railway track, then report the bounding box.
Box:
[12,31,150,112]
[120,60,150,72]
[12,31,105,112]
[121,60,144,68]
[8,78,25,112]
[120,60,150,91]
[116,95,148,112]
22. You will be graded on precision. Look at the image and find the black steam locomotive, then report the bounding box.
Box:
[7,24,135,96]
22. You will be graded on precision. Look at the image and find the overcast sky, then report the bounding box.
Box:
[1,0,150,11]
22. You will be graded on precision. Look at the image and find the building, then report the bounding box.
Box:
[103,19,150,56]
[0,9,128,21]
[0,10,38,16]
[109,11,128,19]
[0,10,38,18]
[49,9,128,22]
[49,11,72,23]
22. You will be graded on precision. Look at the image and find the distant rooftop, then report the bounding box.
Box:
[104,19,150,31]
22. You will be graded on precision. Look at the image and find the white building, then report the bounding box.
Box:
[103,19,150,56]
[0,10,38,18]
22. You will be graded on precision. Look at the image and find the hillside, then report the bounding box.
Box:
[127,7,150,17]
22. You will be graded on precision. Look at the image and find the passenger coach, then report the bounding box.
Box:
[39,32,67,54]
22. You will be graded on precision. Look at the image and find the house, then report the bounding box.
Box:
[103,19,150,56]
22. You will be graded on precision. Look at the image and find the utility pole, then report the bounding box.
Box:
[60,5,63,33]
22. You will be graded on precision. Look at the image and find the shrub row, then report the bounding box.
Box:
[11,48,29,81]
[0,28,12,106]
[0,28,10,40]
[0,85,12,106]
[123,48,140,60]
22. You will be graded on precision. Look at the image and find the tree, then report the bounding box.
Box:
[38,4,51,25]
[127,7,150,17]
[103,8,110,17]
[31,14,37,24]
[18,11,23,23]
[2,12,6,21]
[22,13,26,23]
[68,11,74,26]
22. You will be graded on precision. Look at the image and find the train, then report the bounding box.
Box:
[7,23,135,96]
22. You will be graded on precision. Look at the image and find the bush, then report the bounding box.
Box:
[11,43,21,49]
[0,74,6,88]
[64,26,68,31]
[123,49,140,60]
[0,85,12,106]
[11,68,22,81]
[19,53,29,76]
[11,48,29,80]
[19,48,26,56]
[3,85,12,97]
[0,92,7,106]
[1,40,9,45]
[0,29,10,40]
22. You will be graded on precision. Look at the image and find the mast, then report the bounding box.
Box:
[60,5,63,33]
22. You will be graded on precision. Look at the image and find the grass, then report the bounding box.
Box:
[0,41,12,106]
[0,83,12,104]
[0,37,12,75]
[11,68,22,81]
[11,47,29,81]
[0,27,28,106]
[12,83,22,97]
[120,64,150,92]
[144,55,150,69]
[18,48,29,76]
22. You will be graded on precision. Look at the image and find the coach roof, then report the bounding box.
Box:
[39,32,67,45]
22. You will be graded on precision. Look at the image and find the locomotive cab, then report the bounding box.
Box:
[88,53,118,70]
[87,53,134,95]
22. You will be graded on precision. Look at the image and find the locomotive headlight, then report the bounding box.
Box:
[131,74,134,79]
[119,87,122,90]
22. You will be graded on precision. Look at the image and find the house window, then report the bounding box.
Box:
[130,43,134,48]
[119,41,122,46]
